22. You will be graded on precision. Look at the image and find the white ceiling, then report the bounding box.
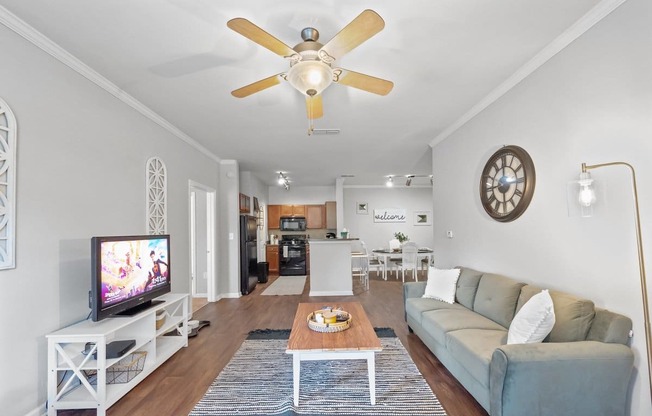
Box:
[0,0,605,186]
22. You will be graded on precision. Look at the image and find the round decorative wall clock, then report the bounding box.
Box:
[479,145,535,222]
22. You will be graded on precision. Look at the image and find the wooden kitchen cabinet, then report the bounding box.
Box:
[266,245,279,274]
[306,204,325,229]
[267,205,281,229]
[325,201,337,229]
[280,205,306,217]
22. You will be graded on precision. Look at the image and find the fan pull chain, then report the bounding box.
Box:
[307,90,316,136]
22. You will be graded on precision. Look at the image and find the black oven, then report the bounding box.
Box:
[279,237,307,276]
[280,216,306,231]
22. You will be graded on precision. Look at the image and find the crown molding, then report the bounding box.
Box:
[0,5,221,163]
[430,0,629,147]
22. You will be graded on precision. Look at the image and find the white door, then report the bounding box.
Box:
[189,182,216,301]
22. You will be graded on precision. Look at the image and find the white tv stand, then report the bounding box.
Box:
[46,293,189,416]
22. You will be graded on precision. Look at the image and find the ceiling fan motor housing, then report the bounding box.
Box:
[288,32,333,96]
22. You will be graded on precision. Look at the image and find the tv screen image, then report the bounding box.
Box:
[91,235,171,321]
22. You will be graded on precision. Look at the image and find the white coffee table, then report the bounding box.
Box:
[286,302,382,406]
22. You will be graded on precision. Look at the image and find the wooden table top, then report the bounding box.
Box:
[287,302,382,353]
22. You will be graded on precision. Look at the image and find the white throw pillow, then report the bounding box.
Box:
[422,267,461,304]
[507,289,556,345]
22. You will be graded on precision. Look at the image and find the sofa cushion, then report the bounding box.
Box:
[507,289,556,344]
[455,267,483,309]
[473,273,525,328]
[405,297,467,325]
[518,285,595,342]
[447,329,507,388]
[421,308,506,345]
[423,267,461,303]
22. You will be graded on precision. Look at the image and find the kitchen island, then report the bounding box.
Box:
[308,239,357,296]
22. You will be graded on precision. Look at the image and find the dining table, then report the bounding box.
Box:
[371,248,434,280]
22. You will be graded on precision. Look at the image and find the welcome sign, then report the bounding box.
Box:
[374,209,407,223]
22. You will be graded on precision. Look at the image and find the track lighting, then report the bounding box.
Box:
[383,174,433,186]
[277,172,290,190]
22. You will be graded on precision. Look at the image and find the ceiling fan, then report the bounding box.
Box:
[227,9,393,134]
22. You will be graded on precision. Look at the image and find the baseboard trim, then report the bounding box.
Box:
[24,403,45,416]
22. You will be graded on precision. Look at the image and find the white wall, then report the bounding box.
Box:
[0,24,221,416]
[218,161,240,298]
[239,171,269,259]
[343,186,434,251]
[431,0,651,414]
[268,185,335,204]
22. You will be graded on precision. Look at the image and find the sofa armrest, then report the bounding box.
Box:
[490,341,633,416]
[403,281,427,300]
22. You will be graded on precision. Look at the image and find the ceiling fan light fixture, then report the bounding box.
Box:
[287,60,333,96]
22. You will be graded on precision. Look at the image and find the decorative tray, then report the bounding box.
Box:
[307,308,352,333]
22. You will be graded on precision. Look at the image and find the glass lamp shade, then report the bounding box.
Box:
[578,171,596,207]
[287,60,333,96]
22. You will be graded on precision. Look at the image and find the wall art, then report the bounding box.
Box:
[414,211,432,226]
[0,98,16,270]
[373,209,406,223]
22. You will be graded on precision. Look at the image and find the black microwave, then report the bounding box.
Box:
[280,216,306,231]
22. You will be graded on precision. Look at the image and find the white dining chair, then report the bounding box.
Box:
[396,242,419,282]
[361,241,383,278]
[387,238,402,277]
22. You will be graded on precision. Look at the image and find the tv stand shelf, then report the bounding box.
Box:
[46,293,189,416]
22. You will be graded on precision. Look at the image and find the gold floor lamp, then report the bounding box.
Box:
[579,161,651,399]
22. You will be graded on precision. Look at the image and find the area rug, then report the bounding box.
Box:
[189,328,447,416]
[261,276,307,296]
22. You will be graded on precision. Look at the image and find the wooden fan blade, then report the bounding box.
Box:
[231,74,283,98]
[335,68,394,95]
[227,18,296,58]
[306,94,324,119]
[319,10,384,62]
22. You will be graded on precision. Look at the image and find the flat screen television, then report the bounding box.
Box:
[90,234,171,322]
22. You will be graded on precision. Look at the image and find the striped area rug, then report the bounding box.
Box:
[189,329,447,416]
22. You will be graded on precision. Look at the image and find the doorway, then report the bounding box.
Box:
[189,181,216,311]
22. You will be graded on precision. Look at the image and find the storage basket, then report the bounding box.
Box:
[85,351,147,385]
[155,309,167,330]
[307,309,352,333]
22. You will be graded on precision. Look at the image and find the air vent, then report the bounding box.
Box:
[312,129,341,135]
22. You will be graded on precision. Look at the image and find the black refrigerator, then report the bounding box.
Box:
[240,215,258,295]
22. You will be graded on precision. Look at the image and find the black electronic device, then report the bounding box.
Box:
[92,339,136,359]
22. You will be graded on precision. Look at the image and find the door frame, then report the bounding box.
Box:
[189,181,217,302]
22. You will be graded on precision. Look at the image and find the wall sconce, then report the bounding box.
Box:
[579,161,650,398]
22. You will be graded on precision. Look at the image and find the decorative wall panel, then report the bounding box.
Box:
[0,98,16,270]
[146,157,167,235]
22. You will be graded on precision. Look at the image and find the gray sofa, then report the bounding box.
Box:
[403,267,634,416]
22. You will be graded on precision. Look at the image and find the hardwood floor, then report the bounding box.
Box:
[60,273,488,416]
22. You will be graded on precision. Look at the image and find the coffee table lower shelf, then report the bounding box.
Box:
[286,349,378,406]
